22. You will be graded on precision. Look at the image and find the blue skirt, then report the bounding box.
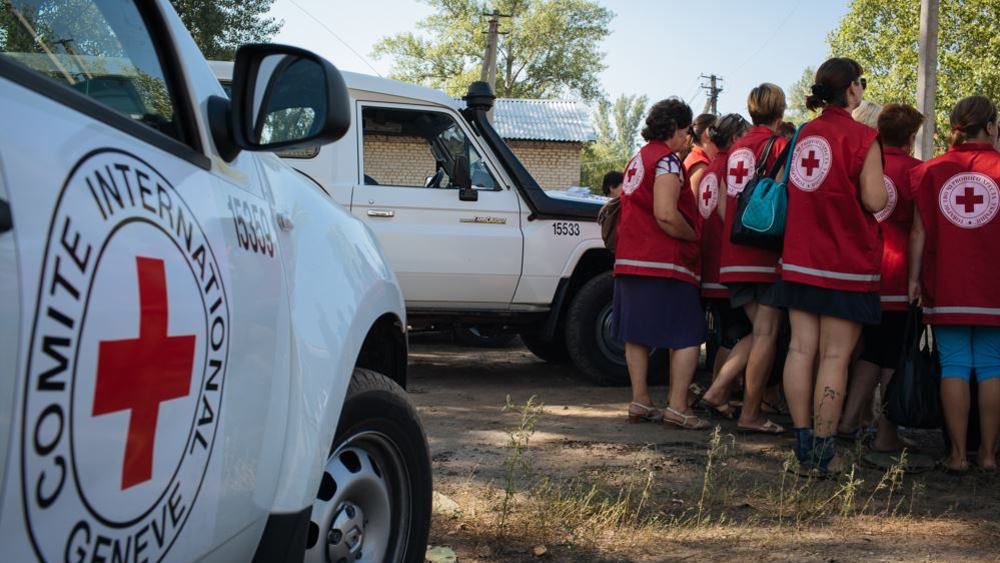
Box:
[611,275,706,349]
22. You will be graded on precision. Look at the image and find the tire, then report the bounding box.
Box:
[564,272,667,386]
[519,329,570,363]
[452,324,518,348]
[304,368,432,563]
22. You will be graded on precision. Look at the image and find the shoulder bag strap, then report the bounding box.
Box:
[754,135,779,177]
[766,122,808,181]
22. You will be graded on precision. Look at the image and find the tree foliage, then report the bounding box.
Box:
[580,94,647,192]
[828,0,1000,149]
[372,0,613,101]
[786,66,817,124]
[169,0,281,60]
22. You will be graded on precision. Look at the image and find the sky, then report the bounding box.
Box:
[266,0,853,118]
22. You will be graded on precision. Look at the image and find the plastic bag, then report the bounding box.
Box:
[885,304,942,429]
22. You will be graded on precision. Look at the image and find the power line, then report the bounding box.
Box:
[729,2,800,77]
[286,0,382,77]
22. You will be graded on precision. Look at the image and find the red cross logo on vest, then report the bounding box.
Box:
[801,151,821,176]
[622,154,644,195]
[939,172,1000,229]
[790,136,832,192]
[698,172,719,219]
[93,256,196,490]
[726,148,755,195]
[875,174,898,223]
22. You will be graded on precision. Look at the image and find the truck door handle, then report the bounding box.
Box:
[0,199,11,234]
[367,209,395,218]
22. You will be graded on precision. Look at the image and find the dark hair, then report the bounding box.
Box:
[601,170,624,195]
[877,104,924,148]
[777,121,796,140]
[641,98,693,142]
[691,113,717,145]
[709,113,750,150]
[950,95,998,146]
[747,83,786,125]
[806,57,863,111]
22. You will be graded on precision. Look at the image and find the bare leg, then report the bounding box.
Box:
[626,341,652,406]
[977,378,1000,470]
[740,304,783,427]
[941,378,970,471]
[701,335,752,406]
[813,316,862,438]
[838,359,880,435]
[712,346,731,382]
[784,309,820,429]
[668,346,701,414]
[871,368,904,451]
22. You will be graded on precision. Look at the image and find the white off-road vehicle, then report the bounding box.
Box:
[0,1,430,561]
[212,66,642,386]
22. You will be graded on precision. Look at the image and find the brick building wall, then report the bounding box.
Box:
[362,134,436,187]
[507,140,582,190]
[363,133,583,190]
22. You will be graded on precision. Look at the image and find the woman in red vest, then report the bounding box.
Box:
[715,84,788,434]
[613,98,708,430]
[838,104,924,453]
[685,113,719,194]
[693,114,753,416]
[909,96,1000,473]
[778,58,887,474]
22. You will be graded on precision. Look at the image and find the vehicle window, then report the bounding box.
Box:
[1,0,183,141]
[361,106,498,190]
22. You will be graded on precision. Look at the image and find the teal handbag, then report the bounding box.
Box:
[738,123,805,248]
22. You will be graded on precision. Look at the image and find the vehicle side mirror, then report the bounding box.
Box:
[453,156,478,202]
[209,43,351,162]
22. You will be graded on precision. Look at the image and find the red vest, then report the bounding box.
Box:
[719,126,787,283]
[877,147,920,310]
[614,141,701,285]
[684,145,711,175]
[781,106,882,292]
[910,143,1000,326]
[698,150,728,298]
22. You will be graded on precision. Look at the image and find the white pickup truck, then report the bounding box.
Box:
[212,66,642,386]
[0,1,430,561]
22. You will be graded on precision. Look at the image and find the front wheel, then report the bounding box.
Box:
[564,273,667,386]
[304,368,432,563]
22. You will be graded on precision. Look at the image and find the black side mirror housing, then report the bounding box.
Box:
[453,155,477,202]
[209,43,351,162]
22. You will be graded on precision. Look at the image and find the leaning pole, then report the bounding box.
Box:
[915,0,939,160]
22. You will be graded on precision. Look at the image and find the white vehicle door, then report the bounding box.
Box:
[0,1,286,560]
[351,102,523,309]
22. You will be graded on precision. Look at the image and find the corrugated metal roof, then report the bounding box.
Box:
[467,99,595,143]
[493,99,595,142]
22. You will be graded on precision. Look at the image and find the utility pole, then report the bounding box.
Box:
[915,0,939,160]
[479,10,510,121]
[700,74,724,115]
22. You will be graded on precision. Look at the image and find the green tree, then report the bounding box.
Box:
[786,66,817,124]
[372,0,613,100]
[828,0,1000,149]
[169,0,281,60]
[580,94,647,192]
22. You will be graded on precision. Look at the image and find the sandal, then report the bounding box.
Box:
[627,402,663,424]
[737,418,785,435]
[694,397,738,420]
[761,399,790,416]
[663,407,710,430]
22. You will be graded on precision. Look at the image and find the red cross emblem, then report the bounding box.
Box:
[729,161,749,185]
[93,256,196,490]
[626,166,638,183]
[955,186,984,213]
[702,187,713,205]
[801,150,821,176]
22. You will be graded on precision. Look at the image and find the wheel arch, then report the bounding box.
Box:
[355,312,407,389]
[544,247,612,337]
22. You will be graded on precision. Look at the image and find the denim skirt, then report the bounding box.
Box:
[611,275,706,350]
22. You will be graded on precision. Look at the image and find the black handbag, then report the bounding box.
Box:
[885,303,943,429]
[729,135,784,250]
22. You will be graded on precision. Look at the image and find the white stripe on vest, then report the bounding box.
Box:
[880,295,908,303]
[615,259,700,281]
[781,262,880,283]
[719,266,776,274]
[924,306,1000,316]
[702,283,727,290]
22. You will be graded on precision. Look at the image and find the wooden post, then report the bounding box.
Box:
[915,0,939,160]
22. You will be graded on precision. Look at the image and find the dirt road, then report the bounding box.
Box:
[409,338,1000,562]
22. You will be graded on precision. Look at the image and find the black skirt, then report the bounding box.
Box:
[611,275,706,349]
[773,280,880,325]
